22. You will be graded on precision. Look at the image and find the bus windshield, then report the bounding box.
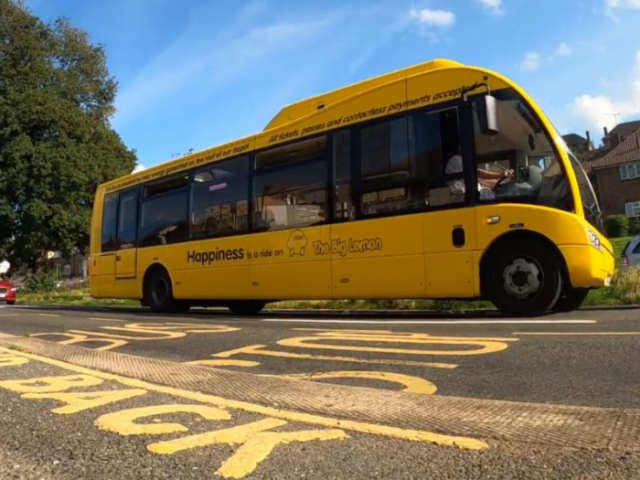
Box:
[565,147,605,233]
[472,89,574,216]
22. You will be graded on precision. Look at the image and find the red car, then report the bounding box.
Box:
[0,280,16,305]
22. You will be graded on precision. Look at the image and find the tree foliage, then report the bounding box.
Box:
[0,0,136,268]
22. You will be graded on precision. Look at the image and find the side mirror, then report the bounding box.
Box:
[477,95,500,136]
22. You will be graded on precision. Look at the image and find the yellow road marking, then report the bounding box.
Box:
[277,334,512,356]
[212,344,458,369]
[513,332,640,336]
[279,370,437,395]
[31,333,128,351]
[88,317,125,323]
[187,359,261,368]
[294,328,519,342]
[69,322,239,341]
[0,346,487,450]
[37,313,60,318]
[147,418,348,479]
[0,374,103,393]
[0,353,30,367]
[97,404,231,435]
[23,389,147,414]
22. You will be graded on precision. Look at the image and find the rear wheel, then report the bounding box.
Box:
[145,268,179,313]
[553,288,589,313]
[6,300,15,306]
[228,301,266,316]
[483,238,563,317]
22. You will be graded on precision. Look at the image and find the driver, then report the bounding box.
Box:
[445,147,514,191]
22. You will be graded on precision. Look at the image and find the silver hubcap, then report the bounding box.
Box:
[503,258,542,299]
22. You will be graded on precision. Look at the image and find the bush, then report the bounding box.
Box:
[629,217,640,236]
[610,267,640,304]
[606,215,629,238]
[24,269,59,293]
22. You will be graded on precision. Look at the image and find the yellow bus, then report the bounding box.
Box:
[90,59,615,316]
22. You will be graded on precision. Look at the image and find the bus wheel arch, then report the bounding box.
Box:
[142,264,189,313]
[479,231,569,316]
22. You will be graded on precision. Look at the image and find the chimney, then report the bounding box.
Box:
[586,131,592,150]
[603,127,611,149]
[604,126,609,137]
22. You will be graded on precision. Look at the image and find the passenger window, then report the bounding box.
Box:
[333,130,353,220]
[190,156,249,239]
[139,175,189,247]
[253,138,328,231]
[411,108,466,208]
[101,192,119,253]
[633,242,640,254]
[117,189,139,250]
[359,111,464,216]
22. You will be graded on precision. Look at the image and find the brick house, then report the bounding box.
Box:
[562,132,594,159]
[584,126,640,219]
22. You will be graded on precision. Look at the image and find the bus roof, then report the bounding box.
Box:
[264,59,463,130]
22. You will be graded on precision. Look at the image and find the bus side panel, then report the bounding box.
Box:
[247,226,332,300]
[424,208,476,298]
[331,215,425,299]
[90,188,105,298]
[182,237,249,300]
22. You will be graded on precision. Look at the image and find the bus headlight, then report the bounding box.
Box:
[587,228,602,251]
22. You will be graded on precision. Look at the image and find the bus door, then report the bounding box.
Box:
[419,105,476,298]
[115,188,139,290]
[330,122,427,299]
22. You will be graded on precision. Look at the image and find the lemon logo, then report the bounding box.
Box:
[287,230,308,257]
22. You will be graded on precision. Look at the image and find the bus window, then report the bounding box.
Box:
[255,137,326,169]
[190,156,249,239]
[117,189,139,250]
[333,129,353,220]
[101,192,119,252]
[253,161,327,231]
[139,175,189,247]
[472,91,571,212]
[410,108,466,208]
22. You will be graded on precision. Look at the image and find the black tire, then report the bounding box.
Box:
[6,300,15,306]
[145,268,178,313]
[553,288,589,313]
[483,238,563,317]
[228,301,266,316]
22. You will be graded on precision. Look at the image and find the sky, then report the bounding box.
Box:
[24,0,640,170]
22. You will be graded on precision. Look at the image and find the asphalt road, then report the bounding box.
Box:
[0,304,639,479]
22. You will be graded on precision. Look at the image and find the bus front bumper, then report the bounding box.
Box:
[559,245,615,289]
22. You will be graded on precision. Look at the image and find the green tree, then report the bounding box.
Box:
[0,0,136,269]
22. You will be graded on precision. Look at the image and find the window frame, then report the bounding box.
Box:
[625,201,640,218]
[251,134,331,231]
[620,162,640,181]
[189,155,251,241]
[350,101,475,221]
[138,174,191,248]
[101,191,120,253]
[116,187,141,250]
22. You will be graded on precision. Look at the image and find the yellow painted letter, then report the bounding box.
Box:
[0,374,103,393]
[96,404,231,436]
[23,389,148,414]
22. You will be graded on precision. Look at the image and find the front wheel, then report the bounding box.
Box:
[228,301,266,316]
[553,288,589,313]
[6,300,15,306]
[483,238,563,317]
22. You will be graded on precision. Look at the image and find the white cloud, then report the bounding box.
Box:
[573,49,640,133]
[479,0,503,14]
[519,52,541,71]
[132,165,146,173]
[606,0,640,9]
[554,42,573,57]
[409,8,455,28]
